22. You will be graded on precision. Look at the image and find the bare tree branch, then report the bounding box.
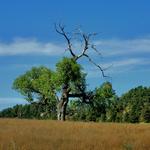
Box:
[55,23,76,58]
[55,23,108,78]
[83,54,107,77]
[91,44,102,56]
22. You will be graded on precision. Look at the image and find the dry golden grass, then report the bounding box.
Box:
[0,119,150,150]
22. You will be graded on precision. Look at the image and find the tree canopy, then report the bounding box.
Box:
[13,66,56,103]
[119,86,150,123]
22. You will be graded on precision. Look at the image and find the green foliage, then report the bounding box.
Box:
[0,104,57,119]
[13,66,57,112]
[68,82,117,122]
[140,103,150,123]
[118,86,150,123]
[12,66,57,118]
[89,82,116,121]
[97,82,115,98]
[56,57,83,86]
[13,66,56,102]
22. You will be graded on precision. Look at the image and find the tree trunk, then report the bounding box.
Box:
[57,98,69,121]
[57,84,69,121]
[61,98,69,121]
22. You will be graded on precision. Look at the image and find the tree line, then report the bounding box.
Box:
[1,78,150,123]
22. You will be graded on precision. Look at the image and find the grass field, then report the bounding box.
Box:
[0,119,150,150]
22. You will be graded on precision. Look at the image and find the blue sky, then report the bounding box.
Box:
[0,0,150,110]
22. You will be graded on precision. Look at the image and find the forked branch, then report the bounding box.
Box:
[55,23,76,58]
[55,23,106,77]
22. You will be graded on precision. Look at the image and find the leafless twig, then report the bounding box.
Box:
[55,23,107,77]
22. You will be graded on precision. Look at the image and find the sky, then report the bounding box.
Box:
[0,0,150,110]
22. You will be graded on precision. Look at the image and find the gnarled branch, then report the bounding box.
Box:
[55,23,76,58]
[55,23,107,78]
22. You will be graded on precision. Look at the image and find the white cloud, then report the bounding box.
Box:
[101,58,150,68]
[0,37,150,57]
[95,37,150,57]
[0,38,64,56]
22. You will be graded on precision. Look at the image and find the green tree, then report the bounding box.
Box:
[68,82,116,122]
[140,103,150,123]
[88,82,116,121]
[119,86,150,123]
[12,66,57,118]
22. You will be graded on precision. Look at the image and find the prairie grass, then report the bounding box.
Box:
[0,119,150,150]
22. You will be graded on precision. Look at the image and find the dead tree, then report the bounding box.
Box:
[55,24,106,121]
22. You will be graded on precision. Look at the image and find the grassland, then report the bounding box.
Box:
[0,119,150,150]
